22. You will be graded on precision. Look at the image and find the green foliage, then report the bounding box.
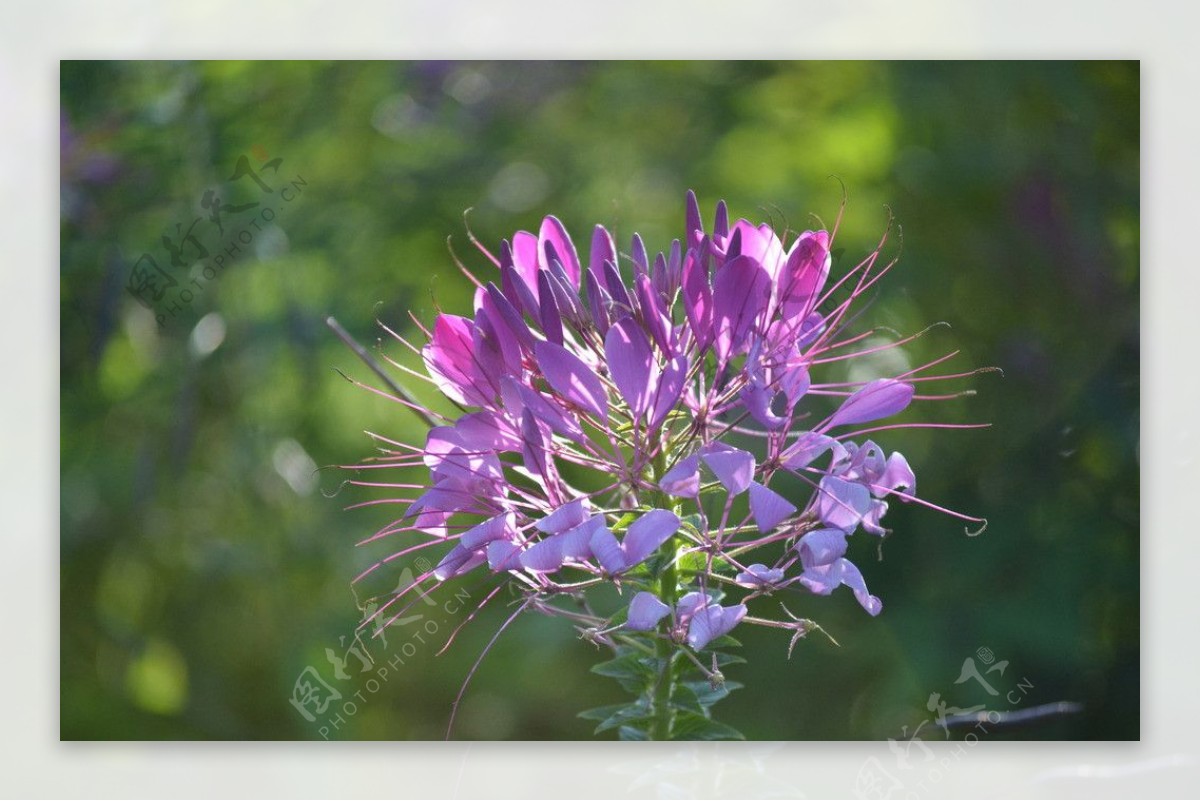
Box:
[582,640,745,740]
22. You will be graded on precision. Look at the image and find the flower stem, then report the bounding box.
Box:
[651,538,679,740]
[651,450,679,741]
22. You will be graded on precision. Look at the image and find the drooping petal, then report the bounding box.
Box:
[801,558,882,616]
[535,340,608,421]
[486,540,523,572]
[535,499,589,534]
[876,452,916,498]
[815,475,872,533]
[434,544,487,581]
[459,511,516,549]
[605,316,656,420]
[686,603,748,650]
[675,591,713,624]
[826,379,915,429]
[796,528,849,568]
[521,515,604,573]
[701,443,755,496]
[622,509,680,567]
[659,454,701,498]
[837,559,883,616]
[734,564,785,587]
[781,431,842,470]
[588,526,626,574]
[626,592,671,631]
[748,481,797,532]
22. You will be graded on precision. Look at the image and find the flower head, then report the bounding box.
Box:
[344,191,987,735]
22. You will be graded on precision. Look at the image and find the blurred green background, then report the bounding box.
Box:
[60,61,1138,740]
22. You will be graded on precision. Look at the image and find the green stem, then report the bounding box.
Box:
[650,450,679,741]
[651,537,679,740]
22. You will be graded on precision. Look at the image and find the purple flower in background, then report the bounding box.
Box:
[341,190,987,739]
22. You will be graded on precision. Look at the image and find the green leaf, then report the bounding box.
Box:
[682,679,743,709]
[670,711,746,741]
[590,652,653,681]
[618,725,650,741]
[677,550,733,576]
[578,703,634,722]
[593,702,654,734]
[610,512,638,533]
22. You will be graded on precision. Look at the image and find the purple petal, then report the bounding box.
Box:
[537,270,564,345]
[539,215,581,289]
[659,454,700,498]
[583,269,611,337]
[634,272,673,355]
[686,603,748,650]
[519,536,567,573]
[423,314,485,406]
[589,526,626,574]
[434,544,487,581]
[560,515,604,558]
[622,509,680,567]
[605,316,656,420]
[601,259,634,313]
[649,354,688,429]
[748,481,797,532]
[535,499,589,534]
[460,512,516,549]
[826,379,915,429]
[686,189,704,242]
[455,411,520,452]
[675,591,713,624]
[741,379,786,429]
[799,558,883,616]
[500,256,540,319]
[714,200,729,240]
[862,499,889,535]
[519,409,551,484]
[588,224,617,288]
[681,252,713,352]
[876,452,916,498]
[838,559,883,616]
[779,230,831,320]
[796,528,849,569]
[487,540,523,572]
[734,564,785,587]
[815,475,872,533]
[544,257,585,326]
[701,443,755,496]
[510,230,540,294]
[513,380,585,444]
[626,592,671,631]
[711,256,770,362]
[535,340,608,421]
[630,232,649,277]
[781,431,842,470]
